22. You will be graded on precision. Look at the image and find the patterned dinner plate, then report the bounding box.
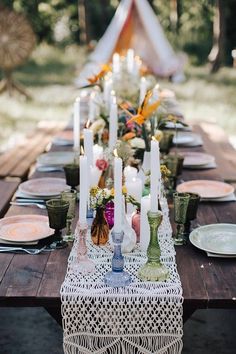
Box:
[0,215,53,243]
[177,180,234,199]
[182,152,215,167]
[19,177,69,197]
[190,224,236,255]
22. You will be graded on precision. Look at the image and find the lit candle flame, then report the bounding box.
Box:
[113,149,118,158]
[80,146,84,155]
[86,120,90,129]
[152,136,157,142]
[75,96,80,103]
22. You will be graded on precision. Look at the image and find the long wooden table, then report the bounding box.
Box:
[0,127,236,326]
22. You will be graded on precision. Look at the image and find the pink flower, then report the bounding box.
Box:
[96,159,108,171]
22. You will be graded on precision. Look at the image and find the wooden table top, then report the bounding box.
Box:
[0,127,236,316]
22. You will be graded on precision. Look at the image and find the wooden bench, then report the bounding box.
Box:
[0,122,65,181]
[193,122,236,182]
[0,180,19,217]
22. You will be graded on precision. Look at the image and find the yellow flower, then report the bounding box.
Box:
[110,188,115,197]
[90,186,99,197]
[122,185,127,195]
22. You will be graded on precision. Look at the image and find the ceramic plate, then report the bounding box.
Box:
[182,152,215,167]
[173,133,194,145]
[37,152,76,166]
[53,131,73,146]
[190,224,236,255]
[177,180,234,199]
[0,215,53,243]
[19,178,69,197]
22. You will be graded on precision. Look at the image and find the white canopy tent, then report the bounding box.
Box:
[76,0,184,86]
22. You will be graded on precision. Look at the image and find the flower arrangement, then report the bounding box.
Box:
[90,185,137,210]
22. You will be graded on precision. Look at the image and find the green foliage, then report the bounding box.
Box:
[1,0,235,65]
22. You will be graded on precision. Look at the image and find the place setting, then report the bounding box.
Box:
[182,151,217,169]
[173,131,203,147]
[177,179,236,202]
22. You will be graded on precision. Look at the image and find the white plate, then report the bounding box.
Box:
[37,152,76,166]
[182,152,215,167]
[190,224,236,255]
[173,133,194,145]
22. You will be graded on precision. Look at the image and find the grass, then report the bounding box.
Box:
[0,43,236,151]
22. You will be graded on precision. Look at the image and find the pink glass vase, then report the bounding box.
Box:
[105,201,114,229]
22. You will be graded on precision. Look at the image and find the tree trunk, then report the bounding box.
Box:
[208,0,226,73]
[78,0,87,44]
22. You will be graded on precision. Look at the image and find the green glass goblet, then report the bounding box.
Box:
[46,199,69,249]
[63,163,80,191]
[159,131,174,154]
[61,190,77,242]
[163,154,184,197]
[173,192,190,246]
[185,192,200,238]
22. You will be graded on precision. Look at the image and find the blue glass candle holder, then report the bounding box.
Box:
[104,230,131,287]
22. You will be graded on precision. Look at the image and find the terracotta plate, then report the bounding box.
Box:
[0,215,53,242]
[182,152,215,167]
[19,178,69,197]
[190,224,236,255]
[177,180,234,199]
[37,152,76,166]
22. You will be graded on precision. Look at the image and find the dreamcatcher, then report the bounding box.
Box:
[0,7,36,98]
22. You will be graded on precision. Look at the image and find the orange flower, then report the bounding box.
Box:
[122,132,136,141]
[121,90,161,126]
[87,64,111,84]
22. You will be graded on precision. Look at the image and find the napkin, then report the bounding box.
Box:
[36,163,64,172]
[201,193,236,202]
[180,135,203,147]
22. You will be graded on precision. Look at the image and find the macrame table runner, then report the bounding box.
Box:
[61,195,183,354]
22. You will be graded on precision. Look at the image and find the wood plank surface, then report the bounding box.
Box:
[0,124,235,318]
[0,180,19,217]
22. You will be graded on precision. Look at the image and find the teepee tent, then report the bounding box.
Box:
[76,0,184,86]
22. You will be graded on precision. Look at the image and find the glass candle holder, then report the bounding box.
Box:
[46,199,69,248]
[173,192,190,245]
[63,163,80,191]
[61,189,77,241]
[138,210,169,281]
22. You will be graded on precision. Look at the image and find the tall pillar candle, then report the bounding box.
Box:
[112,53,120,74]
[127,48,134,74]
[139,77,147,105]
[140,195,151,252]
[150,139,160,213]
[73,98,80,151]
[109,96,118,149]
[103,77,113,108]
[79,155,88,224]
[125,176,142,215]
[114,155,122,233]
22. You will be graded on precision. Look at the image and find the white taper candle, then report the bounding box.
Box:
[109,96,118,149]
[79,155,88,224]
[114,155,122,233]
[73,98,80,151]
[150,139,160,212]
